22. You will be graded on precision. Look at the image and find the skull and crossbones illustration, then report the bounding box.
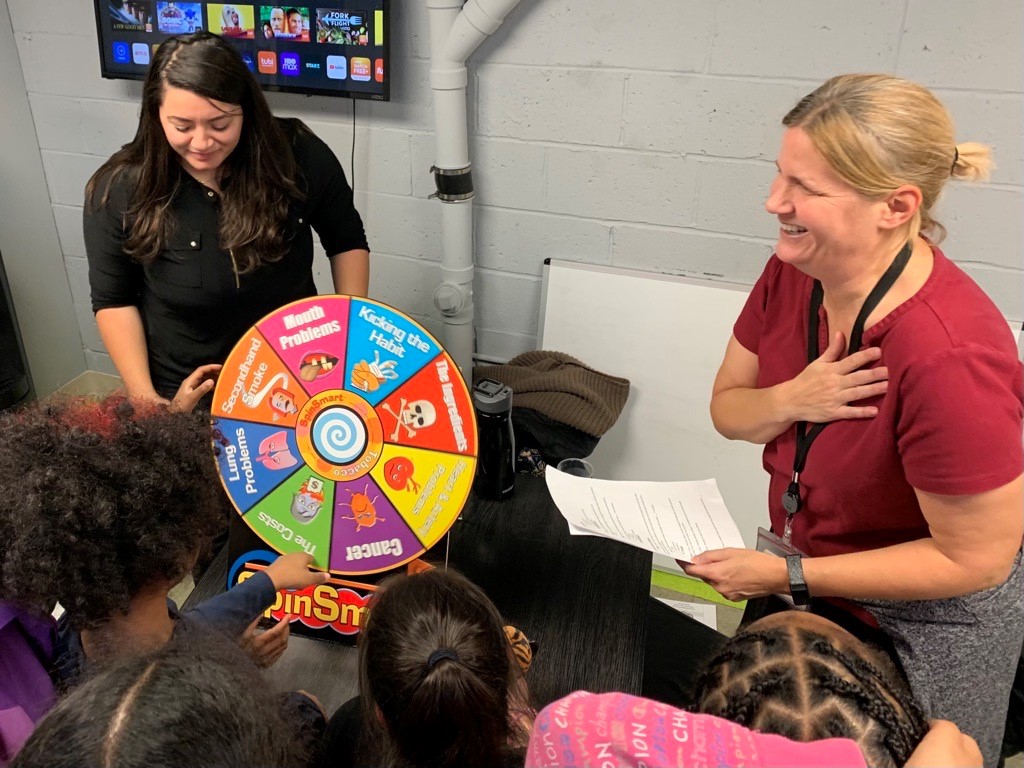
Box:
[381,398,437,441]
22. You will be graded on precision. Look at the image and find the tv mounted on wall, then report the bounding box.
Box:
[94,2,390,101]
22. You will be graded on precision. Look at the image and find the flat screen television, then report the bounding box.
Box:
[94,2,390,100]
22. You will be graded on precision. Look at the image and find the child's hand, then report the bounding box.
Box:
[265,552,330,591]
[905,720,982,768]
[169,364,222,413]
[241,615,290,668]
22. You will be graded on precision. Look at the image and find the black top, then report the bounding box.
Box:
[84,121,369,396]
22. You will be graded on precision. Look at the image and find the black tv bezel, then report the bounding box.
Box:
[92,2,391,102]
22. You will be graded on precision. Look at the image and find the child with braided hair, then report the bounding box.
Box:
[693,611,979,768]
[525,689,981,768]
[524,611,977,768]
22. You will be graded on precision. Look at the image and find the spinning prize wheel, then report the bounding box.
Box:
[211,296,478,576]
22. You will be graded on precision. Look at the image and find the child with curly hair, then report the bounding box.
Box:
[0,395,326,684]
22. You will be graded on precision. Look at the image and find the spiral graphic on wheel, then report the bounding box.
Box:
[313,407,366,464]
[212,295,478,579]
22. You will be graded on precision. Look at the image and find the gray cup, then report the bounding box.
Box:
[556,458,594,478]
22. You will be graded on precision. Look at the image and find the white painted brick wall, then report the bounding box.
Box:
[39,151,106,207]
[695,160,778,239]
[610,227,772,284]
[477,66,627,146]
[623,76,809,159]
[545,147,699,226]
[897,0,1023,92]
[10,0,1022,369]
[52,204,87,259]
[475,207,611,277]
[710,1,905,78]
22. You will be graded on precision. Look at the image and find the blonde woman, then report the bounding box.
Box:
[688,74,1022,765]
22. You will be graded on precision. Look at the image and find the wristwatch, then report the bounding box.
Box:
[786,554,811,607]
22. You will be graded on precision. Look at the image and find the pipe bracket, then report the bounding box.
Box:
[429,165,474,202]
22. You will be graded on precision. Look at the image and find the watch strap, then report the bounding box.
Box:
[786,554,811,606]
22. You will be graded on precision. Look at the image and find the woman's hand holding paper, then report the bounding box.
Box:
[680,548,788,603]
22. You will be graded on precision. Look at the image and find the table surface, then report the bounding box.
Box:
[184,474,652,714]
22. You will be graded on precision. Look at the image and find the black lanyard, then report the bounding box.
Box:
[780,241,913,542]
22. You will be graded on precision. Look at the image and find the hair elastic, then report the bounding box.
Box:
[951,146,959,173]
[426,648,459,670]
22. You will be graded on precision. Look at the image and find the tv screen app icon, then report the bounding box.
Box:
[112,41,131,64]
[350,57,371,82]
[280,52,301,77]
[326,55,347,80]
[258,51,277,74]
[132,43,150,65]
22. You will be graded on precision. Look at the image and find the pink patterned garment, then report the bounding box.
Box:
[527,691,868,768]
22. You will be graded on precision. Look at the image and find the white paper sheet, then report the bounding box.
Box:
[656,598,719,631]
[545,468,745,563]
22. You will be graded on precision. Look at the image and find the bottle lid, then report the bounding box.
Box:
[472,378,513,414]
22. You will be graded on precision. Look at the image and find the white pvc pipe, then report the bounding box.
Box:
[426,0,523,378]
[432,89,470,169]
[445,0,520,63]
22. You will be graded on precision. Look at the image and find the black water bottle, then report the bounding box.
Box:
[472,379,515,500]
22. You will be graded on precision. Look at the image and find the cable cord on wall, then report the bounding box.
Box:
[350,102,357,194]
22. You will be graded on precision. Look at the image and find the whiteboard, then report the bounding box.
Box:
[539,260,769,569]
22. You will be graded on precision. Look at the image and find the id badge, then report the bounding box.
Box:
[756,527,810,610]
[756,527,805,557]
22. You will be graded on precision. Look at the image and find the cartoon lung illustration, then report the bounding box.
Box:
[212,296,478,576]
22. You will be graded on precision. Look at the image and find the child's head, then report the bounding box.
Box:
[11,629,304,768]
[693,611,928,768]
[0,396,225,629]
[360,568,530,768]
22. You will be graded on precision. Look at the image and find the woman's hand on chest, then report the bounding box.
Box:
[777,331,889,424]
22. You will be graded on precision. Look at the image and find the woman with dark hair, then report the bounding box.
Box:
[0,395,326,684]
[321,568,534,768]
[11,632,311,768]
[85,31,370,404]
